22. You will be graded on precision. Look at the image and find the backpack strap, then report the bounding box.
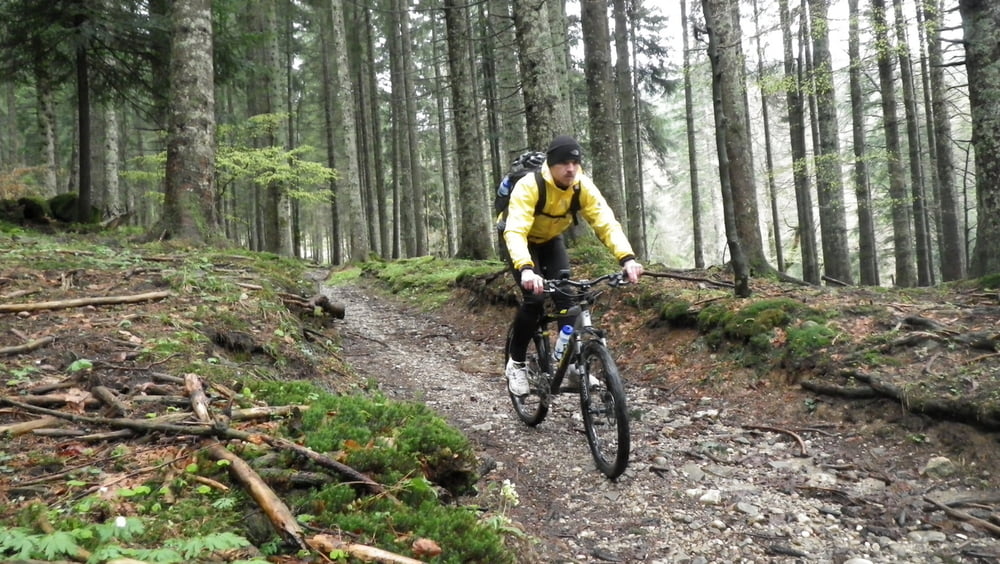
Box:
[569,184,581,225]
[533,171,582,225]
[532,171,546,216]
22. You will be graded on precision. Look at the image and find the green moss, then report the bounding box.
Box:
[978,272,1000,290]
[785,322,838,360]
[658,298,694,326]
[249,380,478,495]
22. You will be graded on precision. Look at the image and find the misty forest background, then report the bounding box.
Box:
[1,0,999,289]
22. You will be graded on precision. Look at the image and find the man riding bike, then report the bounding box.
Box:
[498,135,643,396]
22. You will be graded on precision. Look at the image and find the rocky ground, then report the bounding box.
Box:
[333,281,1000,564]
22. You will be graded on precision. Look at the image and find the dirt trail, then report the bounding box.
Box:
[332,283,998,564]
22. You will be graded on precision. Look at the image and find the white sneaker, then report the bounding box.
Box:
[505,358,530,396]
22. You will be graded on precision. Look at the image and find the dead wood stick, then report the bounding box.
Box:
[924,495,1000,537]
[191,474,230,492]
[33,428,88,437]
[308,533,425,564]
[208,443,308,550]
[643,270,735,288]
[0,416,64,436]
[0,290,171,313]
[92,385,127,417]
[184,373,213,423]
[0,397,386,495]
[79,429,135,442]
[0,336,56,356]
[12,394,101,409]
[742,424,808,457]
[186,373,308,551]
[262,435,389,497]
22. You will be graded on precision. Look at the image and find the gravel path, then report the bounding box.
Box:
[333,283,995,564]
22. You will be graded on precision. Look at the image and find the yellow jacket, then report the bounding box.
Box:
[502,164,635,271]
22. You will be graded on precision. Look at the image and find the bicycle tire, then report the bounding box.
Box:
[579,341,630,479]
[505,322,550,426]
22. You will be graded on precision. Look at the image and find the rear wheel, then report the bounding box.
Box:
[579,342,630,479]
[505,323,550,426]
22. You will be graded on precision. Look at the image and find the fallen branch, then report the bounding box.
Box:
[742,424,808,457]
[0,416,64,436]
[924,495,1000,537]
[184,373,308,551]
[0,396,387,495]
[92,385,127,417]
[308,533,425,564]
[644,270,734,288]
[0,290,171,313]
[0,336,56,356]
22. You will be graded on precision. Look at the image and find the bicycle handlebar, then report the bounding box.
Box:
[543,271,627,293]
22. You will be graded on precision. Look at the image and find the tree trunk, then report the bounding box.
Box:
[753,0,784,273]
[681,0,705,269]
[513,0,567,147]
[808,0,853,285]
[328,0,368,261]
[432,18,458,258]
[893,0,932,285]
[924,0,965,281]
[581,0,626,223]
[34,67,58,196]
[159,0,217,244]
[780,0,819,283]
[613,0,646,257]
[702,0,751,296]
[400,4,427,256]
[490,0,527,162]
[358,5,387,258]
[848,0,880,285]
[75,32,93,223]
[444,0,492,259]
[872,0,918,286]
[959,0,1000,276]
[386,0,413,257]
[103,104,121,216]
[250,0,291,256]
[316,0,341,263]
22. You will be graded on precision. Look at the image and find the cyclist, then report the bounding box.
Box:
[499,134,643,396]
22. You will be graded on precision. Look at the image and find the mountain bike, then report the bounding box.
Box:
[504,271,631,479]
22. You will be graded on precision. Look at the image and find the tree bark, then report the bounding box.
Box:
[847,0,880,285]
[613,0,646,257]
[581,0,626,223]
[923,0,965,281]
[703,0,766,276]
[702,0,751,297]
[156,0,218,244]
[444,0,492,259]
[873,0,918,287]
[753,0,784,273]
[513,0,568,147]
[893,0,932,285]
[959,0,1000,277]
[681,0,705,269]
[808,0,853,285]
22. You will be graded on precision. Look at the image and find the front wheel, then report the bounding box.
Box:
[579,341,630,479]
[505,323,550,426]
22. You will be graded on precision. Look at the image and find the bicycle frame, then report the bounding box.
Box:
[540,273,619,391]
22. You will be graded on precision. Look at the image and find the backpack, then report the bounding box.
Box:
[494,151,581,232]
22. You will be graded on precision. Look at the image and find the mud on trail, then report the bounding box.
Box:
[334,279,1000,563]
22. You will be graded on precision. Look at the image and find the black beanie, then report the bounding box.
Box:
[546,135,583,164]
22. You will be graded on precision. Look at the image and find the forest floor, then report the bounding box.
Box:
[1,233,1000,562]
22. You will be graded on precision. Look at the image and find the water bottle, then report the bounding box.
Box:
[553,325,573,362]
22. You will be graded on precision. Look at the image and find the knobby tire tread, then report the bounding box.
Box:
[580,341,630,479]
